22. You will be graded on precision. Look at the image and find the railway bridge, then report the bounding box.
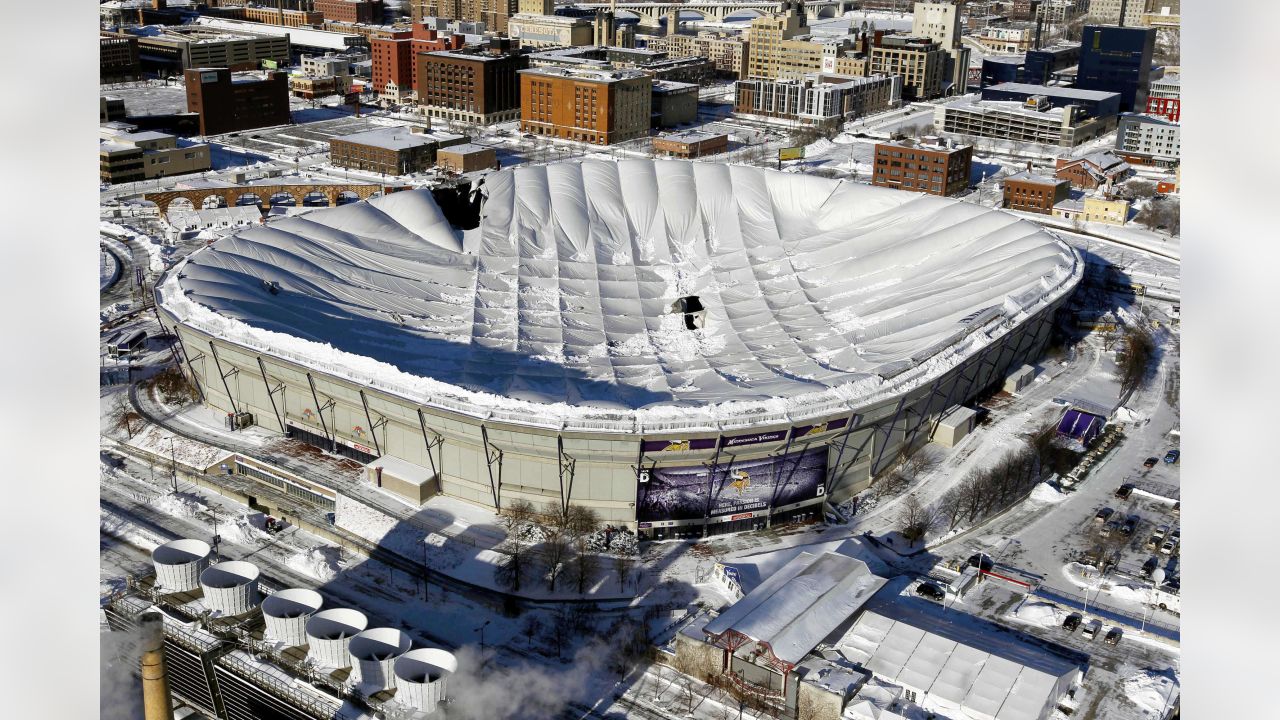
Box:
[576,0,856,28]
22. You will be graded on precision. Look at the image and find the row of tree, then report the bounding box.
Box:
[496,499,635,595]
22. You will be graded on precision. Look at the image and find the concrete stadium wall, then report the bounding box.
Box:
[159,285,1071,532]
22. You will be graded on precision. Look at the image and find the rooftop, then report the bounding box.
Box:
[519,66,649,82]
[703,552,888,666]
[437,143,492,156]
[164,161,1081,426]
[985,82,1120,101]
[658,130,727,143]
[1005,171,1065,186]
[333,126,440,151]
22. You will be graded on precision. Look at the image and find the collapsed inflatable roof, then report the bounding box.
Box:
[168,160,1080,425]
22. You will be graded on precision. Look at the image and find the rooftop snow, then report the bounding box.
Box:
[333,127,439,151]
[986,83,1119,101]
[703,552,887,666]
[162,160,1080,430]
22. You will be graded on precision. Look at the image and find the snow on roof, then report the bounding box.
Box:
[704,552,887,666]
[986,82,1119,101]
[367,455,435,487]
[837,600,1083,720]
[163,160,1080,431]
[334,126,438,151]
[1005,171,1064,186]
[437,143,492,156]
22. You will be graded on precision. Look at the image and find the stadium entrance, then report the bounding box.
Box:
[286,423,378,464]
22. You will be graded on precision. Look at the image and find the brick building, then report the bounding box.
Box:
[329,126,454,175]
[1002,171,1070,214]
[520,66,651,145]
[1053,150,1131,190]
[652,130,729,159]
[204,5,325,27]
[184,68,291,136]
[371,25,468,101]
[436,143,499,173]
[872,139,972,197]
[101,33,142,83]
[316,0,385,24]
[408,0,518,33]
[417,44,527,124]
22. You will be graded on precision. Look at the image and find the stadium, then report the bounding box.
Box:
[156,159,1083,538]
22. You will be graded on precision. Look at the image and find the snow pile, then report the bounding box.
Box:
[220,513,270,545]
[1028,482,1065,504]
[584,527,639,556]
[153,491,207,519]
[163,160,1082,431]
[335,493,427,559]
[285,546,340,582]
[126,424,228,471]
[1010,601,1064,628]
[1121,668,1178,717]
[100,508,164,551]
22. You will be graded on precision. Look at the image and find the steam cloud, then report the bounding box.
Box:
[101,628,146,720]
[440,642,616,720]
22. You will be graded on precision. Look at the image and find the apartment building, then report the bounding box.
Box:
[745,1,809,79]
[409,0,518,33]
[1114,113,1179,166]
[911,1,970,93]
[520,67,651,145]
[184,68,291,136]
[935,95,1117,147]
[645,30,748,78]
[735,74,899,126]
[205,5,325,27]
[971,23,1037,53]
[872,139,973,196]
[869,34,947,101]
[417,44,528,124]
[1002,171,1071,214]
[100,125,211,184]
[1144,72,1179,121]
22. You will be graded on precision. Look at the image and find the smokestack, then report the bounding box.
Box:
[139,612,174,720]
[1034,15,1043,50]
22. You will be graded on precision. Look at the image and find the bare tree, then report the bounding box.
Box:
[519,614,544,650]
[502,498,538,529]
[613,554,634,592]
[1122,179,1157,200]
[542,529,570,592]
[899,494,940,546]
[112,392,143,438]
[496,498,540,592]
[571,549,599,595]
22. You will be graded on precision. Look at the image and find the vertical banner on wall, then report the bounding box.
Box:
[635,446,828,522]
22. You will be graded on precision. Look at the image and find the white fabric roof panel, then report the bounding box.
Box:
[168,160,1080,430]
[703,552,887,666]
[837,609,1081,720]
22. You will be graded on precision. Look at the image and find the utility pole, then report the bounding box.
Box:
[169,438,178,493]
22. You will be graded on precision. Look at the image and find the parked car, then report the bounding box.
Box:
[1169,529,1180,544]
[1145,535,1160,550]
[1160,539,1176,555]
[1100,521,1119,538]
[1143,457,1159,468]
[1063,613,1083,631]
[967,554,994,571]
[1095,507,1115,523]
[1115,484,1135,500]
[1122,515,1140,535]
[1082,619,1102,640]
[1164,449,1180,464]
[916,582,946,601]
[1171,501,1180,516]
[1104,627,1123,645]
[1141,556,1159,577]
[1153,524,1170,541]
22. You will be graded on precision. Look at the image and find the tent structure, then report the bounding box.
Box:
[836,606,1083,720]
[1056,407,1105,446]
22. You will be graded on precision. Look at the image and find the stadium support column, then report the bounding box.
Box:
[416,409,443,482]
[868,393,911,477]
[207,342,240,417]
[899,375,948,458]
[358,389,386,456]
[557,436,577,516]
[256,356,286,432]
[305,372,337,452]
[480,424,503,511]
[173,333,205,403]
[700,434,726,538]
[823,411,863,497]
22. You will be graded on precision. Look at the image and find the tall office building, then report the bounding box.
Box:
[911,1,969,94]
[745,0,809,79]
[1076,24,1155,112]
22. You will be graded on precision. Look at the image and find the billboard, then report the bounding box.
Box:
[778,146,805,162]
[636,446,828,522]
